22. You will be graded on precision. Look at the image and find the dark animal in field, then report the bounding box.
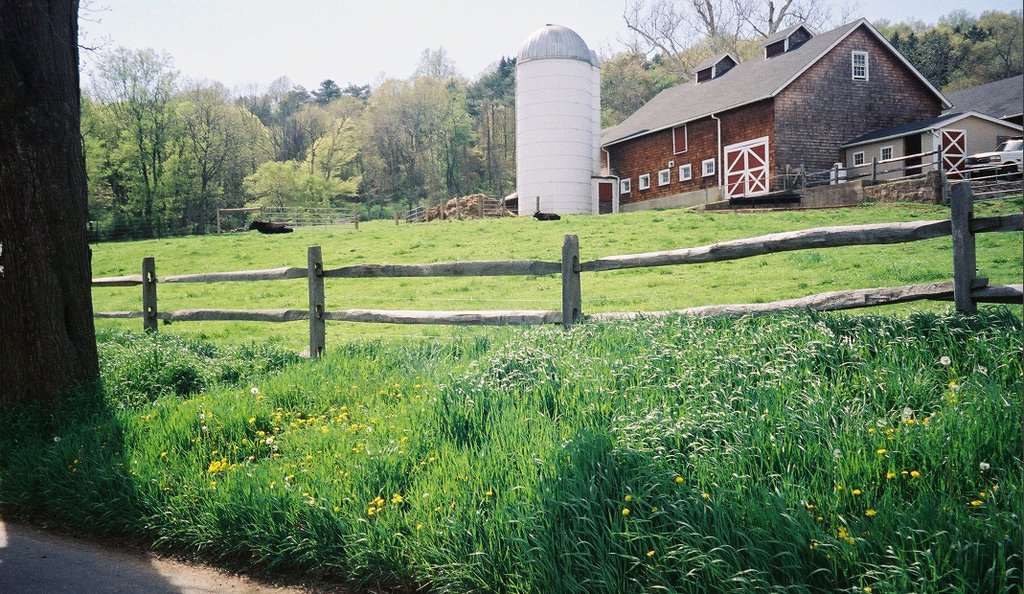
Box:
[248,220,294,234]
[533,210,561,221]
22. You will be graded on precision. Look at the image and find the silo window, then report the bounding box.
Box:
[620,178,632,194]
[638,174,651,190]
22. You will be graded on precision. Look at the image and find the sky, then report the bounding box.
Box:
[78,0,1020,94]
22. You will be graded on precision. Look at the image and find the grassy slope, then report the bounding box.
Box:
[0,311,1020,592]
[90,200,1023,349]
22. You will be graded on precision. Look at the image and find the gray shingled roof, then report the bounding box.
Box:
[601,19,947,146]
[943,75,1023,120]
[841,112,966,147]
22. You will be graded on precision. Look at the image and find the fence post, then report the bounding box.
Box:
[142,256,158,333]
[354,205,359,230]
[950,183,977,314]
[561,235,582,329]
[307,246,326,358]
[871,157,877,183]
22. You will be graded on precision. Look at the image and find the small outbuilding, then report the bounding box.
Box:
[841,111,1023,181]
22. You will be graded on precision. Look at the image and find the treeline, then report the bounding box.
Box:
[83,48,515,239]
[82,10,1021,240]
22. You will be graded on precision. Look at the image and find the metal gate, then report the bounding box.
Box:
[724,136,770,198]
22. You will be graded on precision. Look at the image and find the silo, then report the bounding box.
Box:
[516,24,601,216]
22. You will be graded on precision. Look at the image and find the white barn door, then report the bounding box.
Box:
[724,136,770,198]
[940,129,967,180]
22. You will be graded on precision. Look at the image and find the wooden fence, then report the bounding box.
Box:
[94,184,1022,357]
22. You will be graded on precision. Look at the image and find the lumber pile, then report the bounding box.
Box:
[422,194,515,221]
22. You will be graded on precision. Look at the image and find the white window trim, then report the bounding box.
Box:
[657,168,671,186]
[638,173,651,190]
[852,50,869,81]
[880,145,893,161]
[672,124,688,154]
[853,151,865,166]
[620,178,631,194]
[678,163,692,181]
[701,159,715,177]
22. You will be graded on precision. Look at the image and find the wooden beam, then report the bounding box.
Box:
[92,274,144,287]
[322,260,560,278]
[322,309,561,325]
[156,309,308,322]
[562,234,582,329]
[142,257,158,333]
[579,216,1016,273]
[160,267,306,283]
[950,183,977,314]
[308,246,326,358]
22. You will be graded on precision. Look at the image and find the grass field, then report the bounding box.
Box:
[0,310,1020,592]
[90,200,1023,350]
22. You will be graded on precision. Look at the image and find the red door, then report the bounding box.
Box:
[724,136,770,198]
[941,129,967,180]
[598,182,613,214]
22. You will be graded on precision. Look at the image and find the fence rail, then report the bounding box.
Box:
[93,184,1023,356]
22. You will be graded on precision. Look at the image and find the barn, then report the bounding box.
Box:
[601,19,950,210]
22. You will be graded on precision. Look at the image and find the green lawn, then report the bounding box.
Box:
[90,200,1023,350]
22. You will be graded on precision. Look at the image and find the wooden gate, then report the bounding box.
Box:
[724,136,770,198]
[941,129,967,180]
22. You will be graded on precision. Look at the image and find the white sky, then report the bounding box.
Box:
[79,0,1020,93]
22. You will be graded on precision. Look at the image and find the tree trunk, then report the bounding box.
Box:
[0,0,99,406]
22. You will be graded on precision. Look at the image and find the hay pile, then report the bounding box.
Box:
[421,194,515,221]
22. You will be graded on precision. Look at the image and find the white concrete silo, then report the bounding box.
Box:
[516,24,602,216]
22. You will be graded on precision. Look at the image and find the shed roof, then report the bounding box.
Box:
[601,19,950,147]
[841,111,1023,148]
[943,75,1024,121]
[518,24,598,66]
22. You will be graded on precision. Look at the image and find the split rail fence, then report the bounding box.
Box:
[94,185,1023,357]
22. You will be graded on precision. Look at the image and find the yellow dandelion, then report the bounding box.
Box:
[646,550,656,558]
[391,494,404,504]
[248,417,256,424]
[809,540,819,550]
[674,476,684,484]
[910,470,921,478]
[209,481,217,489]
[852,489,862,496]
[624,494,633,502]
[864,587,873,593]
[702,492,711,500]
[970,500,983,507]
[333,506,341,513]
[886,471,897,479]
[416,523,424,530]
[865,509,877,517]
[876,448,887,455]
[622,507,631,516]
[160,451,168,458]
[486,489,494,497]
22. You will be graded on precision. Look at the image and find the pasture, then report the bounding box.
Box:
[90,199,1023,349]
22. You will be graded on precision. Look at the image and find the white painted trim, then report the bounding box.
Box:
[852,151,865,166]
[880,145,894,161]
[701,159,716,177]
[723,135,771,197]
[678,163,693,181]
[672,124,688,154]
[657,168,671,186]
[638,173,651,190]
[620,178,631,194]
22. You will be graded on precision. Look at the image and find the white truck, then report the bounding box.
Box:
[964,138,1023,177]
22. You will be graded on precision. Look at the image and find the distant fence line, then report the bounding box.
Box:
[93,184,1023,357]
[216,206,358,233]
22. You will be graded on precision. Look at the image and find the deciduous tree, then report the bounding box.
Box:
[0,0,99,405]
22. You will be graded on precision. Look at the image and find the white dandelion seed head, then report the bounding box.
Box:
[940,356,951,366]
[265,437,274,445]
[979,462,990,471]
[53,436,61,443]
[250,387,260,395]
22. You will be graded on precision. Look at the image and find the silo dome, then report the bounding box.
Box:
[515,24,602,216]
[518,24,599,66]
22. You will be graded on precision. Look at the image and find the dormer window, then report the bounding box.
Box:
[694,54,738,83]
[763,24,813,59]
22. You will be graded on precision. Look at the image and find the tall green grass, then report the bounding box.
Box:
[1,309,1020,592]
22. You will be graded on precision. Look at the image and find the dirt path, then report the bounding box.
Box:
[0,519,310,593]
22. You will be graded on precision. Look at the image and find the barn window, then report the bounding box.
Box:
[620,178,631,194]
[852,51,869,81]
[853,151,865,166]
[678,164,692,181]
[702,159,716,177]
[673,125,688,154]
[881,146,893,161]
[638,173,651,190]
[658,168,671,186]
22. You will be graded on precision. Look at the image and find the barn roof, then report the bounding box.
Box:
[601,19,950,147]
[942,75,1024,121]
